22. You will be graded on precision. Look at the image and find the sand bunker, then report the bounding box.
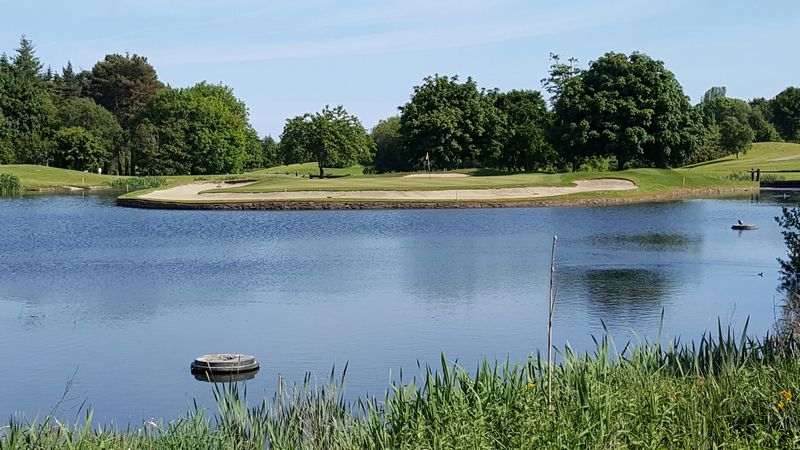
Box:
[139,179,637,202]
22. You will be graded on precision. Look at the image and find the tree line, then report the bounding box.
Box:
[2,36,800,177]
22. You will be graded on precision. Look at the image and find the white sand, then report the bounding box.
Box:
[139,179,637,202]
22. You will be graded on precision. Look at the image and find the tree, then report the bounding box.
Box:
[701,86,726,104]
[370,116,408,173]
[52,61,89,99]
[261,135,281,168]
[492,90,556,171]
[552,52,697,170]
[279,105,373,178]
[777,207,800,289]
[540,53,580,107]
[51,127,109,171]
[0,36,56,164]
[719,116,754,158]
[87,53,164,130]
[771,87,800,142]
[56,98,124,172]
[135,83,257,175]
[747,98,780,142]
[399,75,502,170]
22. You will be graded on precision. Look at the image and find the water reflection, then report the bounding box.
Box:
[589,233,701,251]
[0,194,791,424]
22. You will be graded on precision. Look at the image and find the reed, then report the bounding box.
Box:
[2,324,798,449]
[108,176,167,191]
[0,173,23,197]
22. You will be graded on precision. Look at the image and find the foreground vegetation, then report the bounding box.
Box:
[2,326,798,449]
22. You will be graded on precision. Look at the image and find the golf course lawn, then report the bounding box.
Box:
[8,141,798,197]
[681,142,800,180]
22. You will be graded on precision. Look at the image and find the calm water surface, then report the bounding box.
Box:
[0,193,796,423]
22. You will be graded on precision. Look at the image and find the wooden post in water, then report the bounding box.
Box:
[547,234,558,406]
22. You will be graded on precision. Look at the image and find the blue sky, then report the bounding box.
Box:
[2,0,799,137]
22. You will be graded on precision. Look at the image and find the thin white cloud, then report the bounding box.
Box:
[148,0,682,65]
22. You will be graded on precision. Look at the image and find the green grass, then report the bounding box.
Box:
[0,165,256,191]
[206,167,745,198]
[681,142,800,180]
[2,324,798,449]
[0,173,23,197]
[0,164,121,189]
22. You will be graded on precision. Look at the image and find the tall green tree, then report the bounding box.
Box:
[261,135,281,168]
[701,86,727,104]
[719,116,754,158]
[87,53,164,130]
[370,116,408,173]
[279,105,373,178]
[51,126,109,171]
[748,98,781,142]
[540,53,581,107]
[52,61,89,99]
[399,75,502,170]
[771,87,800,142]
[492,90,556,171]
[56,98,124,172]
[0,36,56,164]
[551,52,698,170]
[135,82,257,175]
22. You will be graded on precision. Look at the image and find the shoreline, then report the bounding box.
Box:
[117,186,758,210]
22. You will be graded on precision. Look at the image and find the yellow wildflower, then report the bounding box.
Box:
[526,383,536,390]
[778,401,785,410]
[781,390,793,401]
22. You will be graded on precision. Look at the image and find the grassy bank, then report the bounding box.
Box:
[3,326,799,449]
[682,142,800,180]
[0,165,247,191]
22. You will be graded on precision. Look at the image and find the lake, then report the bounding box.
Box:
[0,193,796,424]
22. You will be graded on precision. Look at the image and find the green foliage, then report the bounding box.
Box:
[552,52,698,171]
[279,105,374,177]
[260,135,281,168]
[0,172,23,196]
[135,83,256,175]
[0,37,57,165]
[108,176,166,191]
[87,53,164,129]
[51,126,109,171]
[370,116,408,173]
[492,90,556,172]
[777,207,800,290]
[719,116,754,157]
[540,53,581,106]
[56,97,123,172]
[399,75,503,170]
[771,87,800,142]
[701,86,727,103]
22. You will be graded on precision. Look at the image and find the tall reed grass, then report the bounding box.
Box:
[0,173,23,197]
[108,176,167,191]
[2,324,798,449]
